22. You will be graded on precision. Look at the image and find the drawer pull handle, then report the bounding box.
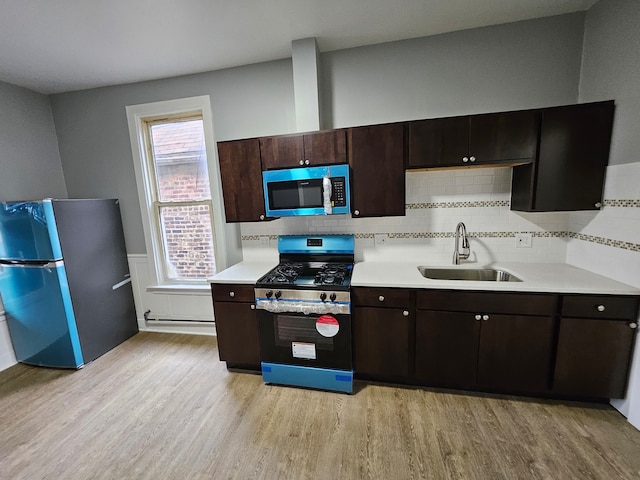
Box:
[482,314,489,321]
[403,310,409,317]
[378,295,385,302]
[475,314,482,321]
[597,304,605,312]
[630,323,638,329]
[250,304,255,310]
[229,291,235,298]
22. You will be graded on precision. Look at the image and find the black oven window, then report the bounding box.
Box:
[273,315,333,350]
[269,179,323,209]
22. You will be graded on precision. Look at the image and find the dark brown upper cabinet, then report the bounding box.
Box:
[408,110,538,169]
[259,129,347,170]
[511,101,615,212]
[348,123,406,218]
[217,138,270,222]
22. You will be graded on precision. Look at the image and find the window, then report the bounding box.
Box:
[127,96,233,288]
[145,116,215,281]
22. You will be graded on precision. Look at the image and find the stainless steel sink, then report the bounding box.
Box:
[417,266,522,282]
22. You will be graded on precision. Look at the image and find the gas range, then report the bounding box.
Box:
[255,235,354,315]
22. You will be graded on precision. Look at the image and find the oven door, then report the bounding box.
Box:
[258,310,352,370]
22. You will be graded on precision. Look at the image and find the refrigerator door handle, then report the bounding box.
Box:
[112,277,132,291]
[0,260,63,268]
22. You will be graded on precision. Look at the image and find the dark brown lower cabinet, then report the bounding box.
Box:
[415,311,479,388]
[477,314,553,393]
[212,283,261,370]
[213,301,261,369]
[415,310,553,393]
[553,318,637,398]
[353,306,411,379]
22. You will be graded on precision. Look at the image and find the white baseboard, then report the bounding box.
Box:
[0,312,17,372]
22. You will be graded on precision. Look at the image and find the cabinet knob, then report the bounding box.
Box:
[403,310,409,316]
[229,291,235,298]
[250,304,255,310]
[595,202,602,209]
[299,160,304,166]
[259,214,265,220]
[462,156,469,163]
[378,296,385,302]
[354,210,360,216]
[305,159,310,165]
[475,314,482,321]
[630,323,638,329]
[482,314,489,321]
[469,156,476,162]
[597,304,606,312]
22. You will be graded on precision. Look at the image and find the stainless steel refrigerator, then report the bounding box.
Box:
[0,198,138,368]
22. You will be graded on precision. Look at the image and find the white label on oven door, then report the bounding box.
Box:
[292,342,316,360]
[316,315,340,338]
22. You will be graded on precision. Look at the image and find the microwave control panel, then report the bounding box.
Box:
[331,177,347,206]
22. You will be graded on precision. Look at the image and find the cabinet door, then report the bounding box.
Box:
[511,101,615,212]
[477,314,553,393]
[303,130,347,166]
[259,135,304,170]
[408,116,468,168]
[353,306,410,379]
[553,317,636,398]
[217,139,267,222]
[349,123,406,217]
[469,110,538,165]
[213,301,261,369]
[415,310,480,387]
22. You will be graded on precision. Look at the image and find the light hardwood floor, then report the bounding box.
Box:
[1,332,640,480]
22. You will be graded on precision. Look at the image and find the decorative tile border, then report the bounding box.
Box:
[567,232,640,252]
[603,200,640,208]
[405,199,639,209]
[406,200,510,209]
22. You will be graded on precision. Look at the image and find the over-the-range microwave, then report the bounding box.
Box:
[262,164,351,217]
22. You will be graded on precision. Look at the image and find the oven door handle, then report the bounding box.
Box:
[256,299,350,315]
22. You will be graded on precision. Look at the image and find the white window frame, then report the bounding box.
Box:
[126,96,230,288]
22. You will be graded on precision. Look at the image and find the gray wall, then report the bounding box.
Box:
[50,59,295,254]
[0,81,67,201]
[322,13,584,129]
[579,0,640,166]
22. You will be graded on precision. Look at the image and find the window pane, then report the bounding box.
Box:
[150,119,211,202]
[159,204,216,280]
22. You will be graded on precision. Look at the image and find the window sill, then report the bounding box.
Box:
[146,284,211,296]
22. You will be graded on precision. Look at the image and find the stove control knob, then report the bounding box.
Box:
[275,290,282,299]
[330,293,337,302]
[265,290,273,299]
[320,292,327,302]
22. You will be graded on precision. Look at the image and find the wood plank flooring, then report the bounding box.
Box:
[1,332,640,479]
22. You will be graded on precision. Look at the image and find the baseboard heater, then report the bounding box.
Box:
[143,310,214,326]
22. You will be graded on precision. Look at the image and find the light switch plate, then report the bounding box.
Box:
[260,235,270,247]
[515,233,533,248]
[374,233,388,246]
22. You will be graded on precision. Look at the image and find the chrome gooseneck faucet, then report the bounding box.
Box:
[453,222,470,265]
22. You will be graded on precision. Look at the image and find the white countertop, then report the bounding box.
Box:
[209,260,277,284]
[351,261,640,295]
[210,260,639,295]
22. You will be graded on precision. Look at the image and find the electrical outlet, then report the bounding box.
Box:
[515,233,533,248]
[374,233,388,246]
[260,235,270,247]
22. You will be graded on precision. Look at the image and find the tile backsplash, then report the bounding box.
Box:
[241,167,571,264]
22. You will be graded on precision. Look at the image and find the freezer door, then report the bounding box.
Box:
[0,261,84,368]
[0,201,57,261]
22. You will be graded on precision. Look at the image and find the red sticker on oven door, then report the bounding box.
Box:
[316,315,339,337]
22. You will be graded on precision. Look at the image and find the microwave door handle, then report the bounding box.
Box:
[323,176,332,214]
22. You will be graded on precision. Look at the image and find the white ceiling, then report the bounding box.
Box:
[0,0,598,95]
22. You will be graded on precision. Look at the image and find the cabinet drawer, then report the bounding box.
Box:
[352,287,414,308]
[417,290,557,316]
[211,284,255,303]
[561,295,640,320]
